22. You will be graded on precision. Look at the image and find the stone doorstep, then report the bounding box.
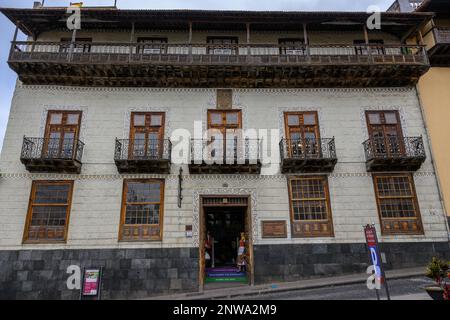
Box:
[147,266,426,300]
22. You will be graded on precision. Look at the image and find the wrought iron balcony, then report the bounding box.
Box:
[114,139,171,174]
[20,136,84,174]
[189,138,262,174]
[280,138,337,173]
[7,41,429,88]
[363,136,426,172]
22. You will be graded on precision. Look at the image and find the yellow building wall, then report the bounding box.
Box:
[418,68,450,217]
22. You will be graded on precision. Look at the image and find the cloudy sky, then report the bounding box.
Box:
[0,0,394,151]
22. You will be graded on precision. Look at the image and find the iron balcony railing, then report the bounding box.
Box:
[280,138,337,161]
[8,41,429,66]
[114,139,172,162]
[190,138,262,165]
[363,136,426,161]
[20,136,84,162]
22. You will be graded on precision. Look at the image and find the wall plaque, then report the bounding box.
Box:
[261,220,287,238]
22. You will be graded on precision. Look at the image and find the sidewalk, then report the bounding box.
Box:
[149,266,425,300]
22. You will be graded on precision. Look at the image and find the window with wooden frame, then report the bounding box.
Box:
[365,110,404,157]
[373,174,423,235]
[23,181,74,243]
[137,37,168,54]
[284,111,321,158]
[43,110,82,159]
[129,112,165,159]
[119,179,164,241]
[207,109,242,159]
[288,176,334,237]
[207,37,239,55]
[60,38,92,53]
[279,38,306,55]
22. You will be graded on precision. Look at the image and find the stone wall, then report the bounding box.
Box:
[0,248,198,300]
[253,242,450,284]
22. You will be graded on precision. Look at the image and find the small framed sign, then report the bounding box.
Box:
[185,225,193,238]
[81,267,102,299]
[261,220,287,238]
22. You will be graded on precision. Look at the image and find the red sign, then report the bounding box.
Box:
[82,269,100,296]
[364,226,377,247]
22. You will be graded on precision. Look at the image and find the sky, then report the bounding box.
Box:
[0,0,394,152]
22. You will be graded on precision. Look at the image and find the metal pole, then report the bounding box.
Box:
[303,23,311,61]
[211,236,215,268]
[188,22,193,62]
[372,225,390,300]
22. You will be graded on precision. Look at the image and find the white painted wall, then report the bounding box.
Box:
[0,84,447,250]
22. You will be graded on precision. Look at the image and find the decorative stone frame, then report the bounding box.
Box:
[192,188,257,247]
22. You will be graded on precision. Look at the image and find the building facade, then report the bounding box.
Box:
[391,0,450,227]
[0,4,449,299]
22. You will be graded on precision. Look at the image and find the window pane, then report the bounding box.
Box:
[376,176,412,197]
[226,112,239,125]
[150,115,162,126]
[291,179,325,199]
[31,206,67,226]
[384,112,398,124]
[133,114,145,126]
[50,113,62,124]
[34,184,70,204]
[368,113,381,124]
[126,182,161,203]
[287,115,300,126]
[125,204,160,225]
[66,114,79,125]
[210,112,222,125]
[379,198,416,218]
[303,114,316,125]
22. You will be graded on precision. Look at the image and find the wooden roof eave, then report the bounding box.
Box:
[0,8,434,38]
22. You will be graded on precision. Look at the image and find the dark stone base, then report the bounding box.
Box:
[253,242,450,284]
[0,248,198,300]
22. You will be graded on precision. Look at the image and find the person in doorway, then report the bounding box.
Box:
[237,254,247,273]
[237,232,246,271]
[205,231,212,268]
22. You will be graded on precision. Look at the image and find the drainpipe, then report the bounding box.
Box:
[415,84,450,240]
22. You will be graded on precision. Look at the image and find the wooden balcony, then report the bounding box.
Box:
[114,139,171,174]
[189,138,262,174]
[8,41,430,88]
[20,137,84,174]
[363,136,426,172]
[280,138,337,174]
[428,27,450,66]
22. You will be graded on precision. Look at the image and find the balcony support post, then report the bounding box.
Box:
[188,21,193,62]
[9,24,19,59]
[364,24,373,63]
[303,23,310,61]
[68,28,77,62]
[129,21,135,61]
[246,23,251,58]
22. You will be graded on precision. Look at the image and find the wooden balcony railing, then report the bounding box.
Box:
[433,27,450,45]
[20,137,84,174]
[9,41,429,66]
[362,136,426,172]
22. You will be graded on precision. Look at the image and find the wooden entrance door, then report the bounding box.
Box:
[366,111,404,157]
[284,112,321,158]
[129,112,165,160]
[43,111,82,159]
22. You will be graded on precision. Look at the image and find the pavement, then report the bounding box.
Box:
[149,266,428,300]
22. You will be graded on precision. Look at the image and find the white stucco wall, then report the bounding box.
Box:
[0,84,448,251]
